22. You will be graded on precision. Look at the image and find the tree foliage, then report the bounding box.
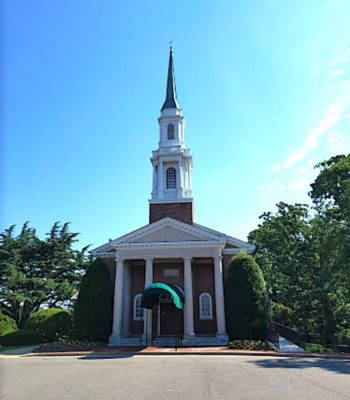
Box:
[225,253,270,340]
[249,154,350,344]
[73,258,113,342]
[0,310,17,336]
[0,222,89,327]
[23,308,72,342]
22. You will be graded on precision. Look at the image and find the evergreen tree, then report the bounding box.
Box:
[0,222,89,326]
[225,253,270,340]
[73,258,113,342]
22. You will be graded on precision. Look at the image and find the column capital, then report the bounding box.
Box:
[115,257,124,263]
[213,249,223,259]
[183,256,192,262]
[144,257,154,262]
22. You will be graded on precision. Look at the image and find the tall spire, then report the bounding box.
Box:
[161,47,181,111]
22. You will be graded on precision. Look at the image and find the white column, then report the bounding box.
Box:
[122,262,131,336]
[214,252,228,340]
[183,257,195,339]
[143,258,153,338]
[178,160,184,197]
[159,162,164,199]
[110,257,124,341]
[188,164,192,195]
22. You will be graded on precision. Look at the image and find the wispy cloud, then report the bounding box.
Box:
[266,45,350,198]
[273,98,347,171]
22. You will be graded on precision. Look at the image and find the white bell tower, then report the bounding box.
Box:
[150,47,193,210]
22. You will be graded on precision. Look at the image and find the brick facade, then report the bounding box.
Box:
[192,260,217,334]
[130,261,146,335]
[149,201,194,224]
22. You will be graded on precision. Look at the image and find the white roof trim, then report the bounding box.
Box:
[114,240,223,250]
[193,223,255,251]
[91,217,254,256]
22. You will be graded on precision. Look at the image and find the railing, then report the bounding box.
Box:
[271,321,306,348]
[266,327,279,350]
[271,321,350,352]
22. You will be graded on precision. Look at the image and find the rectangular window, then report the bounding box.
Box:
[164,268,179,277]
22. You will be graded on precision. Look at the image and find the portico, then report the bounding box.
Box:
[107,224,229,345]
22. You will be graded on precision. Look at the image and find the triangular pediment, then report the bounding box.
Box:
[91,217,254,255]
[127,225,206,243]
[117,218,219,245]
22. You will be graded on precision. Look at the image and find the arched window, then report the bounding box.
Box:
[166,167,177,189]
[133,293,144,321]
[167,123,175,140]
[199,292,213,320]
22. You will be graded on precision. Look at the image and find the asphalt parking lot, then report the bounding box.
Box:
[1,355,349,400]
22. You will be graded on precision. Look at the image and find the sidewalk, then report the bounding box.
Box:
[1,345,346,359]
[278,336,305,353]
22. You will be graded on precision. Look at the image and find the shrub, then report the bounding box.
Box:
[0,329,42,346]
[225,252,271,340]
[303,342,333,353]
[0,311,17,336]
[229,339,276,351]
[73,258,113,341]
[35,339,104,352]
[24,308,72,342]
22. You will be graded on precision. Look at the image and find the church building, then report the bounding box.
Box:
[91,48,254,346]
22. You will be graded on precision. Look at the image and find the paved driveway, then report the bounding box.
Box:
[1,355,349,400]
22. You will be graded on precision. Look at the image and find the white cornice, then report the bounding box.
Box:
[149,198,193,204]
[91,218,255,256]
[113,240,224,250]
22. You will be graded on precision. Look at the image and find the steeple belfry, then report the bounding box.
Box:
[149,47,194,225]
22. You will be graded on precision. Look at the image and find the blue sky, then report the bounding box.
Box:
[1,0,350,249]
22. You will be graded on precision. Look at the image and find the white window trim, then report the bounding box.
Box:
[199,292,213,320]
[167,123,175,140]
[166,166,177,190]
[133,293,144,321]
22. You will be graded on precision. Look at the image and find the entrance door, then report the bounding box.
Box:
[160,303,183,336]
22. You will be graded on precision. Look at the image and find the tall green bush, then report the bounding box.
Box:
[24,308,72,342]
[73,258,113,342]
[225,253,270,340]
[0,311,17,336]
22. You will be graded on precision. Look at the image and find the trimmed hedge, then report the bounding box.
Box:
[0,329,42,346]
[73,258,113,341]
[0,311,17,336]
[225,253,271,340]
[24,308,72,342]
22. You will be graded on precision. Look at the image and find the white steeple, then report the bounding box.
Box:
[150,47,193,203]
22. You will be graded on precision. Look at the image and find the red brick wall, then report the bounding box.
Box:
[192,260,217,334]
[130,262,146,335]
[149,201,194,224]
[153,260,184,286]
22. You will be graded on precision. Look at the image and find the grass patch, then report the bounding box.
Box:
[229,339,276,351]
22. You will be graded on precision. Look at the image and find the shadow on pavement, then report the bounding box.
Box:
[78,346,145,360]
[250,357,350,375]
[79,353,135,360]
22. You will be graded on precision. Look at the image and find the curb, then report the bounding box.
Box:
[20,350,350,360]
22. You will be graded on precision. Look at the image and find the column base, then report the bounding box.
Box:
[108,334,122,346]
[216,332,229,345]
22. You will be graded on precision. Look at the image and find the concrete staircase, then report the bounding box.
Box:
[109,334,228,347]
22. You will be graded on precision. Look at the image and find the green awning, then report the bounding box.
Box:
[141,282,184,310]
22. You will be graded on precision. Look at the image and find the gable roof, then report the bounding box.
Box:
[91,217,254,257]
